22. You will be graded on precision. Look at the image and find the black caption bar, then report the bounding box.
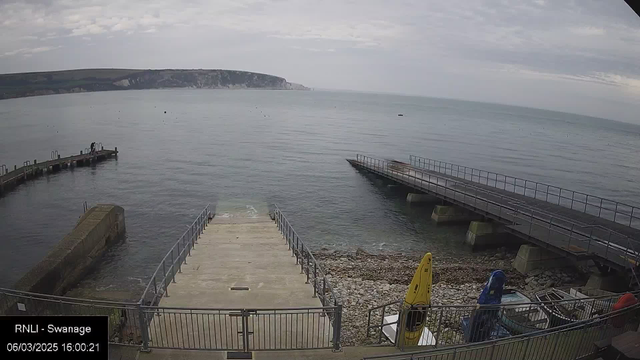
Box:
[1,316,108,360]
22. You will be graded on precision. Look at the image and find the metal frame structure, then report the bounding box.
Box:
[363,302,640,360]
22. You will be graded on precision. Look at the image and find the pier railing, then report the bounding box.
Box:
[272,204,341,308]
[363,302,640,360]
[141,305,340,351]
[409,155,640,230]
[139,205,211,306]
[366,290,636,349]
[355,155,640,275]
[0,287,341,351]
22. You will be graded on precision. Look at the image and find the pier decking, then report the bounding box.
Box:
[159,216,320,308]
[143,212,336,352]
[0,148,118,196]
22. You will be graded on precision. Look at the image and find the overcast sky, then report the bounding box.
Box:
[0,0,639,123]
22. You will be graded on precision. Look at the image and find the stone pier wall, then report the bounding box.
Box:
[13,204,126,295]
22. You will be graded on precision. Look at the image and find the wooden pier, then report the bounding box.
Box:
[0,148,118,196]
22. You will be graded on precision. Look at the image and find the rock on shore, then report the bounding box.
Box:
[314,247,587,346]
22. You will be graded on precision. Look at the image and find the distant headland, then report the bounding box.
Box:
[0,68,310,100]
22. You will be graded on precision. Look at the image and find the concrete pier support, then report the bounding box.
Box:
[406,193,438,203]
[465,221,511,249]
[431,205,481,224]
[585,273,627,292]
[513,244,566,275]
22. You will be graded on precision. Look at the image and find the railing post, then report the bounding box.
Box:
[323,277,327,306]
[300,242,305,273]
[305,250,310,283]
[171,250,176,282]
[546,185,549,201]
[180,240,186,266]
[434,308,444,348]
[242,309,250,353]
[568,223,574,249]
[598,198,603,217]
[162,261,169,297]
[138,303,150,352]
[153,276,158,298]
[333,305,343,352]
[396,307,408,350]
[313,262,317,297]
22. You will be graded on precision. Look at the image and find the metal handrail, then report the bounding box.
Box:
[355,155,640,273]
[364,302,640,359]
[272,205,340,306]
[139,205,211,305]
[409,154,640,229]
[366,290,639,344]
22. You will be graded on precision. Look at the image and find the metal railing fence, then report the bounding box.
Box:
[142,305,340,351]
[0,287,341,351]
[367,290,637,349]
[272,204,341,308]
[139,205,211,306]
[409,155,640,230]
[363,302,640,360]
[354,155,640,274]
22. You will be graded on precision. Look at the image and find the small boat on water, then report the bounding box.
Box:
[499,289,549,334]
[536,288,593,327]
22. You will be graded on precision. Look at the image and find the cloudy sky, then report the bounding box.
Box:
[1,0,639,123]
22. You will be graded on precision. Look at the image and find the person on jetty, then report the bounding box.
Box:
[90,142,95,154]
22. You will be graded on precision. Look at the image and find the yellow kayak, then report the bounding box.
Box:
[402,252,432,346]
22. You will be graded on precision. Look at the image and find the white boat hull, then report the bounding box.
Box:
[382,314,436,346]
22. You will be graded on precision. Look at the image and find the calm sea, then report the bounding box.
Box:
[1,89,639,297]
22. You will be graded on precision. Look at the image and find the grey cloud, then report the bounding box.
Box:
[0,0,639,122]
